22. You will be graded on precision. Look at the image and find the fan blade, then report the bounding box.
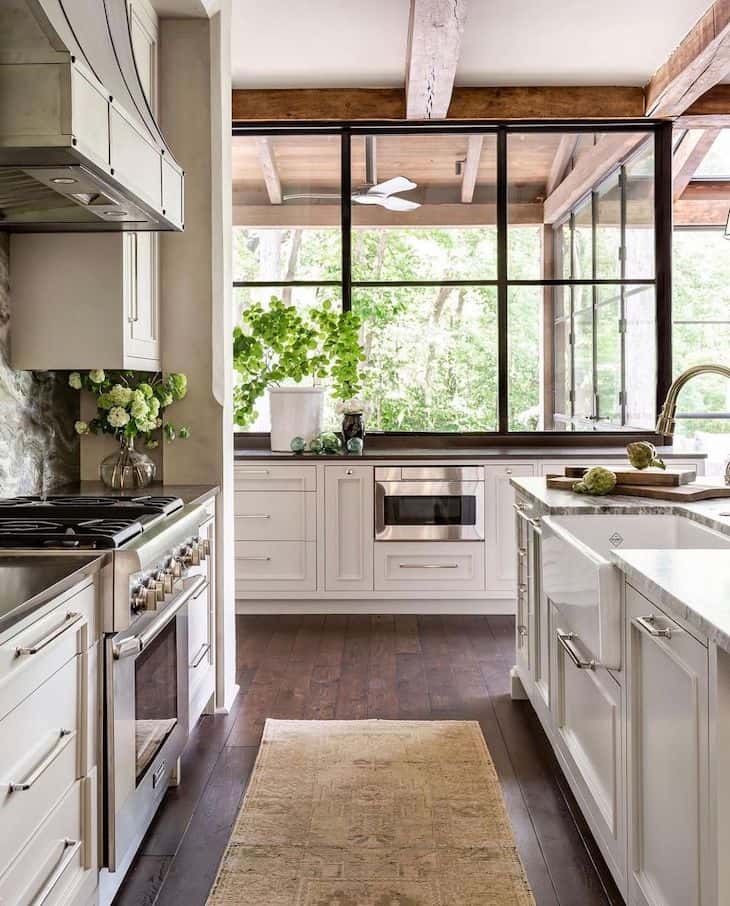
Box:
[351,192,382,205]
[383,195,421,211]
[367,176,417,197]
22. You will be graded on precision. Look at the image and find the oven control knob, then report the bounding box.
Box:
[180,544,201,567]
[149,575,166,603]
[161,568,176,594]
[201,538,211,557]
[131,587,147,612]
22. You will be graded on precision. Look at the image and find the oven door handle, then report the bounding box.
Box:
[112,575,206,659]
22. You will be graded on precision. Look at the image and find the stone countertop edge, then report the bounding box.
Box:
[234,445,707,461]
[57,482,220,508]
[610,550,730,654]
[0,555,106,637]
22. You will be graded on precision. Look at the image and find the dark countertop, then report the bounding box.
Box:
[0,556,104,636]
[234,445,706,462]
[57,482,220,507]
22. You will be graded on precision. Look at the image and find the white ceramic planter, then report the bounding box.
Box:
[269,386,324,451]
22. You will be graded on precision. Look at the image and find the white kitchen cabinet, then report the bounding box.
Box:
[626,584,710,906]
[10,233,160,371]
[484,463,536,597]
[325,465,374,592]
[374,541,484,592]
[513,499,533,683]
[551,602,626,888]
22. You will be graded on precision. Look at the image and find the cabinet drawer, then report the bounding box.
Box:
[234,464,316,491]
[235,490,315,541]
[550,603,625,884]
[0,773,96,906]
[0,580,96,722]
[374,542,485,592]
[0,655,84,875]
[235,541,316,593]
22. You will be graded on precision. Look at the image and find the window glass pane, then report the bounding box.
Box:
[353,287,498,432]
[573,200,593,280]
[573,307,594,422]
[595,290,622,424]
[508,227,543,280]
[508,286,543,431]
[673,230,730,320]
[673,324,730,399]
[554,221,572,279]
[553,315,572,422]
[595,173,621,279]
[232,134,341,281]
[233,286,342,432]
[694,130,730,178]
[351,133,498,281]
[624,286,656,429]
[624,140,655,279]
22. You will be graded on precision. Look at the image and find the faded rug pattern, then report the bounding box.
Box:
[208,719,534,906]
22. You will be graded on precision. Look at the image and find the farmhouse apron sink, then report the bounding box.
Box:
[541,513,730,669]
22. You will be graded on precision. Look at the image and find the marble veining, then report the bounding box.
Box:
[0,235,79,496]
[512,476,730,652]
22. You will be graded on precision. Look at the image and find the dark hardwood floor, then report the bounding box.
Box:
[114,614,623,906]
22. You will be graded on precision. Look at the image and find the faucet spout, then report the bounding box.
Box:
[656,364,730,437]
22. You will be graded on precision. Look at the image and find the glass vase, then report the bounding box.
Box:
[341,412,365,445]
[99,436,156,490]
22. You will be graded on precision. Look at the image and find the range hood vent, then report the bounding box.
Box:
[0,0,184,232]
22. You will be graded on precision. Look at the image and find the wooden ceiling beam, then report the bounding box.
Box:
[405,0,468,120]
[546,134,579,196]
[543,133,646,224]
[460,135,483,203]
[677,84,730,126]
[231,86,645,122]
[673,129,721,200]
[255,137,282,204]
[673,198,730,225]
[645,0,730,118]
[680,179,730,200]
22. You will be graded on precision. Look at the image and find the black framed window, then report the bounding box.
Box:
[232,121,672,438]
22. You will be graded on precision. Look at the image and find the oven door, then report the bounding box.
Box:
[104,574,204,872]
[375,481,484,541]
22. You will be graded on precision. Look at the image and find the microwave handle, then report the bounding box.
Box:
[112,575,206,659]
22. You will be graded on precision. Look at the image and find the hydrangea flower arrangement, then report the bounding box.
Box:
[69,370,190,447]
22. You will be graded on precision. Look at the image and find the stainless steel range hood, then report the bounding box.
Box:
[0,0,184,231]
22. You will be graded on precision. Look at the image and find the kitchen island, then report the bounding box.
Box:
[510,475,730,906]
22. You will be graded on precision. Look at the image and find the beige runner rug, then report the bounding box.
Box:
[208,719,535,906]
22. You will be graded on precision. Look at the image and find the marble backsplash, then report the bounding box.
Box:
[0,235,79,495]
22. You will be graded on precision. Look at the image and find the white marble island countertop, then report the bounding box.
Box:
[612,549,730,651]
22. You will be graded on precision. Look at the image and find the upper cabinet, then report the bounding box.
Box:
[128,0,159,112]
[10,232,160,371]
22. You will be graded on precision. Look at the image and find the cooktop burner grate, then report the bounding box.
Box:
[0,494,184,521]
[0,516,144,549]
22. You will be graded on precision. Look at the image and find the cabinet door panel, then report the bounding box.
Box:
[125,232,160,365]
[325,466,374,592]
[627,586,709,906]
[485,464,535,596]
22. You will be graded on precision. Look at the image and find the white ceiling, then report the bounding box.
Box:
[231,0,714,89]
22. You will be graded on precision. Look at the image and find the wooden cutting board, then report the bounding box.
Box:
[546,475,730,501]
[561,465,696,487]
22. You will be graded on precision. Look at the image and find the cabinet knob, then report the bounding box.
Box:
[506,468,513,475]
[345,469,353,476]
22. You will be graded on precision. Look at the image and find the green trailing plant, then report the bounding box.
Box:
[232,296,365,428]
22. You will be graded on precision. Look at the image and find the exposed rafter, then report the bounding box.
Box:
[645,0,730,118]
[672,129,721,200]
[543,133,644,224]
[460,135,483,203]
[255,137,282,204]
[405,0,468,119]
[677,83,730,126]
[546,134,579,196]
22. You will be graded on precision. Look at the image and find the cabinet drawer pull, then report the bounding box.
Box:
[634,615,672,639]
[30,838,81,906]
[240,555,271,561]
[239,513,271,519]
[517,624,528,638]
[518,549,527,559]
[191,643,211,669]
[15,612,83,656]
[238,469,270,475]
[518,583,528,593]
[10,729,76,791]
[398,563,459,569]
[557,630,596,670]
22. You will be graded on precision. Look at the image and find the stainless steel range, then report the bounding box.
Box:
[0,494,214,887]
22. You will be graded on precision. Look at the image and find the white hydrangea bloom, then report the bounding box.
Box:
[131,398,149,419]
[107,406,130,428]
[74,420,89,435]
[68,372,82,390]
[108,384,133,407]
[88,369,105,384]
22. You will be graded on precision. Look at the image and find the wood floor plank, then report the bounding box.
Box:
[153,746,257,906]
[116,613,619,906]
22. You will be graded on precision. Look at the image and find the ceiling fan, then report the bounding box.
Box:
[282,136,421,211]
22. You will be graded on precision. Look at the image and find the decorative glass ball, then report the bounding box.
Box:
[290,436,306,454]
[308,436,323,454]
[346,436,364,455]
[320,432,342,454]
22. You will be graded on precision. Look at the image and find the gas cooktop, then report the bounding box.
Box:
[0,495,184,549]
